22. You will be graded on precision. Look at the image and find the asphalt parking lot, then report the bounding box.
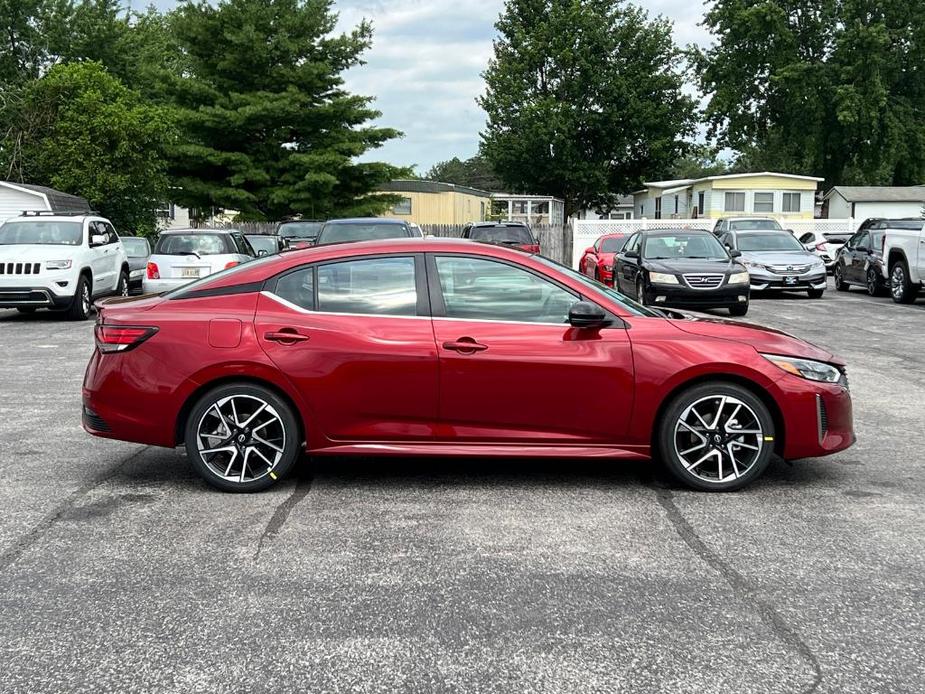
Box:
[0,282,923,694]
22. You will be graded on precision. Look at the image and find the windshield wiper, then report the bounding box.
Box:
[175,251,202,259]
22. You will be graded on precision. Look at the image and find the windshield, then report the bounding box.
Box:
[246,235,279,255]
[154,233,231,256]
[532,256,664,317]
[737,232,805,252]
[729,219,783,231]
[643,232,728,260]
[468,225,534,244]
[120,237,149,257]
[600,236,628,253]
[0,220,83,246]
[317,223,409,245]
[278,222,323,239]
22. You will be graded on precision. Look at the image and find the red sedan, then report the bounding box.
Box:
[579,232,630,285]
[83,238,854,493]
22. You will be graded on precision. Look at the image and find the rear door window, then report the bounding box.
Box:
[155,234,232,255]
[317,256,418,316]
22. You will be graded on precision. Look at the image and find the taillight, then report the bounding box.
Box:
[95,325,158,353]
[146,261,160,279]
[224,261,239,270]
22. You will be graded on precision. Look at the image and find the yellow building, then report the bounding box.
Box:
[633,172,823,221]
[377,180,492,225]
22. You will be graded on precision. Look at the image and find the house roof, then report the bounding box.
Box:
[0,181,91,213]
[378,179,492,198]
[639,171,824,192]
[824,186,925,203]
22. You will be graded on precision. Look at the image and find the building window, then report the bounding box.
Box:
[698,191,705,216]
[782,192,801,212]
[754,192,774,213]
[654,197,662,219]
[674,195,679,214]
[392,197,412,215]
[724,192,745,212]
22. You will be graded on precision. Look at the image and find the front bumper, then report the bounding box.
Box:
[644,281,749,308]
[0,286,73,309]
[749,271,827,291]
[772,374,854,460]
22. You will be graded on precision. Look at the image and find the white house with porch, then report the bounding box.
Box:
[491,193,565,226]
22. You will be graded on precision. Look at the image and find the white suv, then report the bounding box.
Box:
[0,212,129,319]
[881,220,925,303]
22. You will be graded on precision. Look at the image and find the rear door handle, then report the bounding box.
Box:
[442,338,487,353]
[264,329,310,344]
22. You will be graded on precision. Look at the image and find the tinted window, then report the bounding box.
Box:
[736,232,804,251]
[799,233,815,244]
[317,223,410,245]
[276,267,315,309]
[870,231,884,250]
[600,236,628,252]
[278,222,323,239]
[466,225,534,244]
[155,234,232,256]
[0,220,83,246]
[435,256,576,324]
[729,219,783,231]
[230,233,255,256]
[317,256,417,315]
[246,235,280,255]
[643,233,728,260]
[854,232,870,248]
[121,237,150,257]
[624,233,640,253]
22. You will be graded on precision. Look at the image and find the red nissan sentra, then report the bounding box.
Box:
[83,238,854,493]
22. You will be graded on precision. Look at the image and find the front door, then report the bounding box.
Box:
[428,254,634,443]
[255,254,439,442]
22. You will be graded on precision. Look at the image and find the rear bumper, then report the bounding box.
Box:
[644,282,749,308]
[0,286,73,309]
[142,277,193,294]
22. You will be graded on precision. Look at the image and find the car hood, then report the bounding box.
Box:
[644,257,742,274]
[738,250,822,266]
[0,245,80,261]
[669,314,842,365]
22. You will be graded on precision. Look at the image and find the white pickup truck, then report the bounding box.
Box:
[0,212,130,319]
[881,220,925,303]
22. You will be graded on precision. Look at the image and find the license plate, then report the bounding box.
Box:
[181,267,201,278]
[785,276,797,285]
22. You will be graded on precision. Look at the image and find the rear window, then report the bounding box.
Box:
[729,219,783,231]
[154,233,231,256]
[278,221,323,239]
[823,234,851,243]
[121,237,150,257]
[316,223,410,245]
[600,236,628,252]
[466,225,535,244]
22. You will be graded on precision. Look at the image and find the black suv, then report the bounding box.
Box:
[461,222,540,253]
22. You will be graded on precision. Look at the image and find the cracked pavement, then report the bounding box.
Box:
[0,282,923,693]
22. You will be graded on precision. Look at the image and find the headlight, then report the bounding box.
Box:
[46,260,73,270]
[649,272,679,285]
[603,264,612,271]
[761,354,842,383]
[744,261,767,271]
[728,271,749,285]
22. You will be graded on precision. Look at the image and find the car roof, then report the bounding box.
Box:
[7,214,100,223]
[728,229,791,234]
[642,228,714,235]
[245,233,279,237]
[159,228,238,235]
[323,218,408,226]
[468,221,529,227]
[725,216,778,222]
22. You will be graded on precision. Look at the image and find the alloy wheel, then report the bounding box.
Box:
[673,395,764,484]
[81,284,91,314]
[891,265,905,301]
[195,394,286,483]
[120,276,129,296]
[867,269,878,296]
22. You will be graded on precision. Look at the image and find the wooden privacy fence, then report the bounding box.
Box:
[223,221,574,265]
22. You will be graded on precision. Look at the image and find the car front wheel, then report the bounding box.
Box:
[67,275,92,320]
[116,270,129,297]
[658,382,775,492]
[728,303,748,317]
[184,383,301,492]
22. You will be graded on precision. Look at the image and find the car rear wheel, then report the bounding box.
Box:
[184,383,301,492]
[890,261,916,304]
[834,264,849,291]
[658,383,775,492]
[866,268,885,297]
[116,271,129,297]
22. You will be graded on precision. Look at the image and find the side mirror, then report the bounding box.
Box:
[729,249,742,258]
[90,234,107,247]
[623,249,639,259]
[568,301,608,329]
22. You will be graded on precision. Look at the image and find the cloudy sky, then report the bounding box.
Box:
[149,0,707,172]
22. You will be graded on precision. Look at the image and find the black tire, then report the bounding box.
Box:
[184,382,301,492]
[890,260,917,304]
[636,277,647,305]
[807,288,824,299]
[658,382,775,492]
[833,264,849,292]
[728,302,748,317]
[67,274,92,320]
[866,268,885,297]
[16,307,37,314]
[116,270,129,297]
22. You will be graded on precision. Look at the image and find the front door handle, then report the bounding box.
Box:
[265,329,310,344]
[442,338,487,354]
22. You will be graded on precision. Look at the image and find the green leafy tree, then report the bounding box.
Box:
[168,0,406,221]
[425,155,505,192]
[667,144,729,179]
[10,62,175,234]
[479,0,696,217]
[695,0,925,186]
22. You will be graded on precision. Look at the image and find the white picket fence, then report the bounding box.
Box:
[570,218,862,268]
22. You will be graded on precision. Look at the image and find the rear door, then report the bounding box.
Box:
[847,231,870,282]
[428,253,634,443]
[255,254,439,442]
